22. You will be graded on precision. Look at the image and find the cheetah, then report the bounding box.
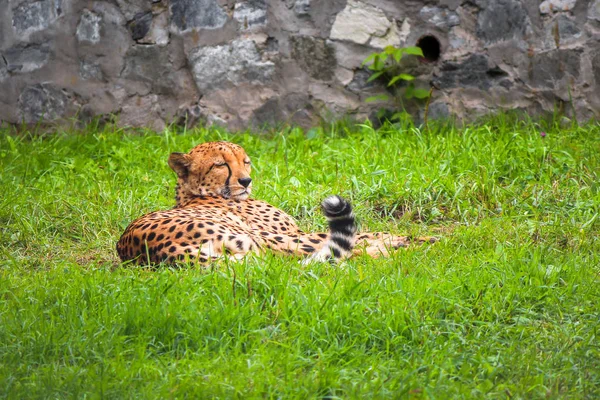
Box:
[116,141,435,265]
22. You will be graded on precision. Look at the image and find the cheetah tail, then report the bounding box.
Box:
[305,195,357,263]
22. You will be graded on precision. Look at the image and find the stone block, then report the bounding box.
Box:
[427,101,450,120]
[477,0,530,44]
[170,0,228,33]
[419,6,460,30]
[188,39,275,92]
[594,52,600,86]
[137,11,169,46]
[330,0,391,45]
[12,0,62,35]
[77,9,102,44]
[347,69,378,93]
[3,44,50,73]
[18,83,68,123]
[121,45,180,95]
[370,20,402,49]
[233,0,267,31]
[544,15,581,49]
[433,54,510,90]
[80,59,103,81]
[115,0,153,21]
[0,58,8,82]
[128,12,153,41]
[539,0,577,14]
[290,36,336,81]
[589,0,600,21]
[294,0,311,16]
[528,49,581,88]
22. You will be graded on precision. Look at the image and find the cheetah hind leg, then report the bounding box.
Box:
[353,233,438,258]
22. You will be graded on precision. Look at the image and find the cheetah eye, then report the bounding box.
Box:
[214,162,227,167]
[244,160,251,165]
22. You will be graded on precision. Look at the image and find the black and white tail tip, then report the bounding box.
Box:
[305,195,357,264]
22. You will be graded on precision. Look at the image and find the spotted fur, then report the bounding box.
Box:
[116,141,435,265]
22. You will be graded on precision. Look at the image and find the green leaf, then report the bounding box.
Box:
[365,94,390,103]
[403,46,424,57]
[361,53,378,67]
[388,74,415,86]
[366,71,385,83]
[373,53,388,70]
[413,88,431,99]
[383,46,396,55]
[393,49,403,63]
[405,83,415,99]
[391,112,409,121]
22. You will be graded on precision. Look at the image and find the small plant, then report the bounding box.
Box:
[362,45,431,120]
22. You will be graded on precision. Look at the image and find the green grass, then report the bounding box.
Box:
[1,117,599,398]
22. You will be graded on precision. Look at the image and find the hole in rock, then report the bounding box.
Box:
[417,35,441,63]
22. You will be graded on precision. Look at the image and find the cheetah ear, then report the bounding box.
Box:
[168,152,192,178]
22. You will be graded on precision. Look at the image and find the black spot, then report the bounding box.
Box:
[169,246,176,253]
[235,240,244,250]
[133,237,140,246]
[197,223,204,228]
[193,232,201,239]
[165,241,172,247]
[151,223,159,230]
[292,239,301,243]
[147,232,156,241]
[207,229,215,235]
[157,234,164,241]
[186,224,194,232]
[318,233,327,239]
[301,245,315,253]
[217,235,223,241]
[169,225,176,233]
[175,232,183,239]
[260,231,269,236]
[309,238,321,244]
[181,242,188,247]
[274,236,283,242]
[161,219,172,225]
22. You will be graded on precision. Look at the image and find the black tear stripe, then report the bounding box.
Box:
[224,163,232,193]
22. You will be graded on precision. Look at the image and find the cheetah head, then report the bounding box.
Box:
[168,141,252,203]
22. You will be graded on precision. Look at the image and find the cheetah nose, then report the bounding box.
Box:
[238,177,252,188]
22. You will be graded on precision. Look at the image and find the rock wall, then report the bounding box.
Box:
[1,0,599,130]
